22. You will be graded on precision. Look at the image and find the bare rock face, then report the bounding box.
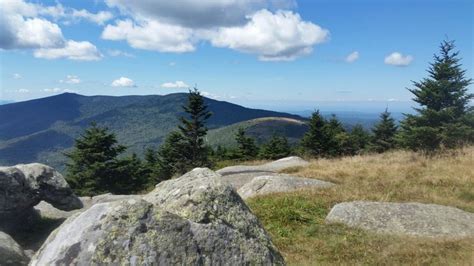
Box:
[238,175,334,199]
[0,231,29,266]
[326,201,474,239]
[0,163,82,232]
[31,168,285,265]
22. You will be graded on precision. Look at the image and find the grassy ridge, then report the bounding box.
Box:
[247,147,474,265]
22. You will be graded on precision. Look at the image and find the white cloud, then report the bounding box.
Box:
[60,75,81,84]
[44,87,62,93]
[34,40,102,61]
[107,49,134,57]
[345,51,359,63]
[62,88,78,93]
[18,88,29,93]
[168,62,176,67]
[111,77,136,87]
[387,98,398,102]
[210,10,329,61]
[161,81,189,88]
[12,73,22,79]
[384,52,413,66]
[71,9,113,25]
[102,19,195,53]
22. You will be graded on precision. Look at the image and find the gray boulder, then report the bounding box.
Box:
[0,231,29,266]
[238,175,334,199]
[34,193,141,220]
[326,201,474,239]
[31,168,285,265]
[0,163,82,216]
[217,156,309,176]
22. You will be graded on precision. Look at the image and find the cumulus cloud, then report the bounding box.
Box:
[60,75,81,84]
[384,52,413,66]
[345,51,359,63]
[102,19,195,53]
[70,10,113,25]
[101,1,327,61]
[161,81,189,88]
[12,73,22,79]
[111,77,136,87]
[34,40,102,61]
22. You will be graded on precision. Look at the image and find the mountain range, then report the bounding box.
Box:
[0,93,304,170]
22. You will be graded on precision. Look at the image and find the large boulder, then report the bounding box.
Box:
[217,156,310,190]
[0,231,29,266]
[326,201,474,239]
[238,175,334,199]
[218,156,309,176]
[31,168,285,265]
[0,163,82,232]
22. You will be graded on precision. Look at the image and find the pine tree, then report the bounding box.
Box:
[300,110,327,156]
[112,153,148,194]
[178,88,212,168]
[371,109,398,153]
[324,115,347,156]
[65,122,126,196]
[347,124,371,155]
[398,40,473,152]
[235,127,258,160]
[156,131,188,180]
[260,135,291,160]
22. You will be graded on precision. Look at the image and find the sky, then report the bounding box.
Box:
[0,0,472,112]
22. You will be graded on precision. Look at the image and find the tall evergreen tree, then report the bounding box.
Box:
[324,115,347,156]
[65,122,126,196]
[300,110,327,156]
[260,135,291,160]
[371,109,398,153]
[398,40,473,152]
[178,88,212,168]
[235,127,258,160]
[156,131,188,180]
[347,124,371,155]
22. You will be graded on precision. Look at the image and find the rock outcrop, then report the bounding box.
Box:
[218,156,310,189]
[0,163,82,232]
[0,231,29,266]
[31,168,285,265]
[238,175,334,199]
[326,201,474,239]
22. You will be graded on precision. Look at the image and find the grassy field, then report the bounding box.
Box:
[247,147,474,265]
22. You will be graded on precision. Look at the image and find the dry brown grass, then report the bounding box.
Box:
[247,147,474,265]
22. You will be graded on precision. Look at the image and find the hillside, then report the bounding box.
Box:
[0,93,302,169]
[248,147,474,265]
[207,117,308,147]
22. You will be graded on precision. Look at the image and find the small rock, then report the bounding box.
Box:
[0,231,29,266]
[238,175,334,199]
[326,201,474,239]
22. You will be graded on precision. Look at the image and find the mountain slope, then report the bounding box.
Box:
[207,117,309,148]
[0,93,303,169]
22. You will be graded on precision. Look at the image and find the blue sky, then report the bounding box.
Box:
[1,0,472,112]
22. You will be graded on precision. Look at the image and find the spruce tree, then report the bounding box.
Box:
[156,131,187,180]
[324,115,347,156]
[235,127,258,160]
[300,110,327,156]
[371,109,398,153]
[65,122,126,196]
[347,124,371,155]
[178,88,212,168]
[398,40,473,152]
[260,135,291,160]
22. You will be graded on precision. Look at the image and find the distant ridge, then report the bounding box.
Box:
[0,93,303,169]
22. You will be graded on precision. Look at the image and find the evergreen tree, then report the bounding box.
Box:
[156,131,188,180]
[398,40,473,152]
[347,124,371,155]
[178,88,212,168]
[65,122,126,196]
[235,127,258,160]
[371,109,398,153]
[300,110,327,156]
[112,153,148,194]
[260,135,291,160]
[324,115,347,156]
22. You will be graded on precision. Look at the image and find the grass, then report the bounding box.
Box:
[247,147,474,265]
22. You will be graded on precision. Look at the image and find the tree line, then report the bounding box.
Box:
[65,40,473,196]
